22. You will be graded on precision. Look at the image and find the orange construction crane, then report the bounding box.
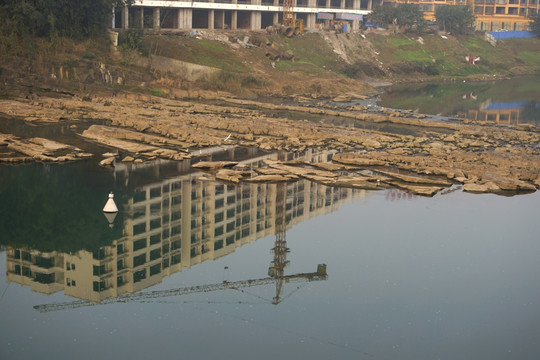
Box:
[282,0,303,35]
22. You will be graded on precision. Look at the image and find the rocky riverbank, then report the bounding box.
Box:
[1,90,539,196]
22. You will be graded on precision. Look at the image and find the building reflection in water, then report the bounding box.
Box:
[5,149,369,304]
[462,100,540,126]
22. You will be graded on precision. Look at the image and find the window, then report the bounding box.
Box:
[35,272,55,284]
[93,264,106,276]
[92,249,106,260]
[134,238,147,251]
[150,263,161,276]
[150,202,161,212]
[162,214,170,225]
[150,234,161,245]
[133,269,146,283]
[215,212,224,223]
[150,248,161,261]
[133,253,146,267]
[117,243,126,254]
[93,280,106,292]
[214,240,224,250]
[215,198,225,208]
[171,225,181,236]
[214,225,224,237]
[133,223,146,236]
[150,218,161,230]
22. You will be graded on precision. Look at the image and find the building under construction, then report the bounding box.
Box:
[111,0,378,32]
[384,0,539,32]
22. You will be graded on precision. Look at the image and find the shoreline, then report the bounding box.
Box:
[1,88,539,197]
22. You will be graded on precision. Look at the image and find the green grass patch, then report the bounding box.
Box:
[389,36,418,47]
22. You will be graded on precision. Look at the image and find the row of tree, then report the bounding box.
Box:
[369,4,540,36]
[369,4,475,34]
[0,0,131,39]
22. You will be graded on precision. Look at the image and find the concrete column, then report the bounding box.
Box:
[232,11,238,29]
[273,13,279,25]
[352,20,359,30]
[353,0,360,9]
[122,7,129,29]
[209,10,215,29]
[251,12,261,30]
[306,13,316,29]
[140,8,144,29]
[180,9,193,29]
[341,0,345,9]
[326,0,331,8]
[216,11,225,29]
[368,0,372,9]
[153,8,160,29]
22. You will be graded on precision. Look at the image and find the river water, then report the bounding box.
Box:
[378,76,540,127]
[1,148,539,360]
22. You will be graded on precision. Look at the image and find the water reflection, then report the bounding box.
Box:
[4,149,367,306]
[379,77,540,126]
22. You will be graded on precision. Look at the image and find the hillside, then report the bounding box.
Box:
[1,29,539,100]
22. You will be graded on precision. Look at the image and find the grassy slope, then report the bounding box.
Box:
[1,31,538,99]
[368,33,540,79]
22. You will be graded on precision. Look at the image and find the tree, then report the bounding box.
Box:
[435,5,476,35]
[369,4,427,33]
[0,0,132,39]
[530,12,540,37]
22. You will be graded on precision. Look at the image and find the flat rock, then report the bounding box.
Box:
[463,182,500,193]
[99,157,115,166]
[193,161,238,170]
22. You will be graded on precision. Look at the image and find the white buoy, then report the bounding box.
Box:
[103,192,118,213]
[103,211,117,228]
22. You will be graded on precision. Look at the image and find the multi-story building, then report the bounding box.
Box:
[111,0,382,32]
[5,150,369,303]
[384,0,539,31]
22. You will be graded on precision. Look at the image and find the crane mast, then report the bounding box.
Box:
[283,0,295,27]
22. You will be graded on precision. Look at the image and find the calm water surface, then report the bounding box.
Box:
[1,152,539,360]
[379,76,540,127]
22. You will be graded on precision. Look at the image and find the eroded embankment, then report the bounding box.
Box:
[0,93,539,196]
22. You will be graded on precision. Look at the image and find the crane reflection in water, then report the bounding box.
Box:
[3,149,364,312]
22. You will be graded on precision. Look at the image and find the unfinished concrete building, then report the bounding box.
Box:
[111,0,381,32]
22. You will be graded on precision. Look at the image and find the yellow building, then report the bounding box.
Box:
[386,0,539,31]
